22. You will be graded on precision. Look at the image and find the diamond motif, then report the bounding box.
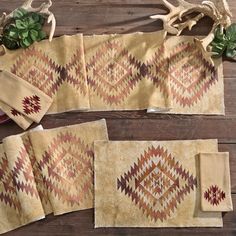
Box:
[117,145,197,222]
[169,42,217,107]
[11,47,87,98]
[22,95,41,115]
[86,40,147,105]
[204,185,226,206]
[38,132,94,206]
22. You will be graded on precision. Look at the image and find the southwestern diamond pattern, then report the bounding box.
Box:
[38,132,94,206]
[86,40,146,105]
[169,42,217,107]
[117,145,197,222]
[11,47,87,98]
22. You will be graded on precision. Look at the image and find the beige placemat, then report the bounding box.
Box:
[94,140,223,227]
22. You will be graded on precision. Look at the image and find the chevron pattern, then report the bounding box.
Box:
[11,47,87,98]
[169,42,217,107]
[38,132,94,206]
[117,145,197,222]
[0,151,21,211]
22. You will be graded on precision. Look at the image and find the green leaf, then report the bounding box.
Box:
[226,48,236,60]
[8,29,19,39]
[33,23,42,30]
[30,29,39,41]
[20,36,33,48]
[214,27,226,41]
[226,23,236,41]
[15,19,27,29]
[2,36,19,50]
[38,31,47,40]
[13,8,28,19]
[19,30,29,39]
[30,12,40,23]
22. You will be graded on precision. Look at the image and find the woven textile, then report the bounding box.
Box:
[0,31,224,130]
[199,153,233,212]
[0,120,108,234]
[94,140,223,227]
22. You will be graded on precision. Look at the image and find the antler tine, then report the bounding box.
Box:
[150,0,232,56]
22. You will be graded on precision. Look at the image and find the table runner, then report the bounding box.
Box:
[0,126,44,234]
[94,140,223,227]
[0,31,225,130]
[29,119,108,215]
[0,119,108,234]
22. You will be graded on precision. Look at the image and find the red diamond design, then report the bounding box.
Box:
[38,132,94,206]
[117,145,197,222]
[204,185,226,206]
[169,42,217,107]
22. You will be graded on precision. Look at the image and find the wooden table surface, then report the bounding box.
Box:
[0,0,235,235]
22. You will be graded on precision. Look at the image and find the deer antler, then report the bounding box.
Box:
[150,0,232,53]
[0,0,56,41]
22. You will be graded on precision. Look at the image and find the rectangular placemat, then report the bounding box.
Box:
[94,140,223,228]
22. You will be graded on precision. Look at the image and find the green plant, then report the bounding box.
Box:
[211,23,236,60]
[0,8,47,50]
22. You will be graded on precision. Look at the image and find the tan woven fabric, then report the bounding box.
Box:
[84,31,171,111]
[0,126,45,235]
[0,71,52,129]
[84,32,224,115]
[199,152,233,212]
[94,140,223,227]
[29,119,108,215]
[0,31,224,126]
[0,34,90,115]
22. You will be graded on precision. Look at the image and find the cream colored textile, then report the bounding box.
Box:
[199,152,233,212]
[94,140,223,227]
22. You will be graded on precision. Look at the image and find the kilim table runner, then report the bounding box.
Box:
[0,31,224,129]
[94,140,223,227]
[0,119,108,234]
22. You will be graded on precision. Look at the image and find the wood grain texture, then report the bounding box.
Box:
[0,0,235,235]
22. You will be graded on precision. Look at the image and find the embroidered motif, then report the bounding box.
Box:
[22,95,41,115]
[11,47,87,97]
[11,109,22,117]
[169,42,217,107]
[38,132,94,206]
[204,185,226,206]
[117,145,197,222]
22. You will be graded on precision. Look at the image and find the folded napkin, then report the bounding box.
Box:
[0,71,53,129]
[29,119,108,215]
[199,152,233,212]
[94,140,223,228]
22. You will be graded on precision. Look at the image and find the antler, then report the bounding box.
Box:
[0,0,56,41]
[150,0,232,52]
